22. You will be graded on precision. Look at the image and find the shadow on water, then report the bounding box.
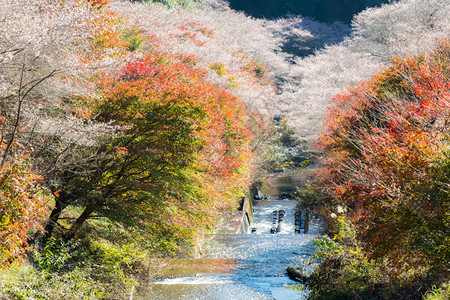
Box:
[261,169,315,196]
[145,171,320,300]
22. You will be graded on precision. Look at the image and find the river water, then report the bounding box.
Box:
[146,172,321,300]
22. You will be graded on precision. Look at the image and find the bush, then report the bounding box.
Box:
[307,217,447,300]
[0,230,150,300]
[423,283,450,300]
[0,262,105,300]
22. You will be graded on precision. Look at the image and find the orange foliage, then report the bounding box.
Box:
[0,117,48,266]
[316,41,450,270]
[94,51,254,242]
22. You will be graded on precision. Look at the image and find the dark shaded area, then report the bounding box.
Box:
[227,0,390,23]
[279,19,351,57]
[286,266,309,283]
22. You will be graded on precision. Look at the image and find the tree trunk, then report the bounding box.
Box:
[64,203,97,241]
[42,193,69,243]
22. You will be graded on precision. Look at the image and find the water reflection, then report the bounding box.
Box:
[146,185,320,299]
[155,258,236,278]
[261,170,315,196]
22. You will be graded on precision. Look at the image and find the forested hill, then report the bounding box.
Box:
[227,0,390,23]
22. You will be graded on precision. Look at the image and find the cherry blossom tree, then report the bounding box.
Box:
[277,0,450,141]
[0,0,124,259]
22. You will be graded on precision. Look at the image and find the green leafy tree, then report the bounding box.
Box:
[42,52,253,254]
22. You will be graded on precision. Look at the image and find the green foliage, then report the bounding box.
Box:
[32,238,80,273]
[259,144,287,172]
[311,216,356,261]
[208,62,228,76]
[0,226,152,300]
[81,219,157,294]
[308,176,448,299]
[256,118,313,174]
[308,217,388,299]
[120,26,145,52]
[423,283,450,300]
[135,0,195,8]
[0,262,105,300]
[242,60,266,79]
[87,241,142,292]
[311,235,343,260]
[286,283,307,291]
[277,118,299,148]
[296,183,327,212]
[42,48,254,256]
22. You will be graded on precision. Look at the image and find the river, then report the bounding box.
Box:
[145,171,321,300]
